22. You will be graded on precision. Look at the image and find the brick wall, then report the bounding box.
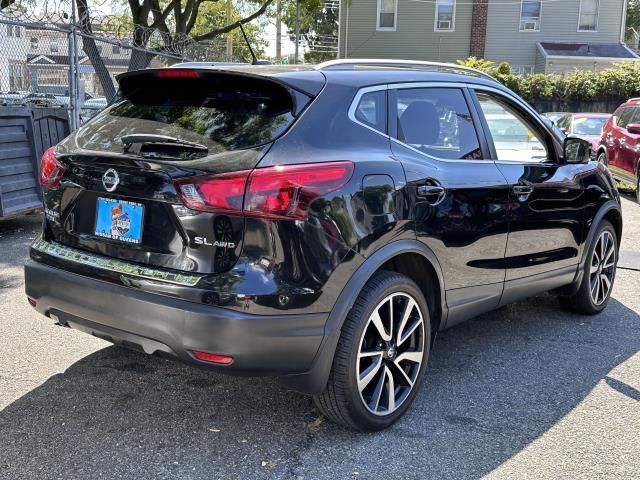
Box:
[470,0,489,58]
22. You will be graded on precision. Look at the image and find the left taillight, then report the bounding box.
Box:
[174,170,250,215]
[39,147,66,190]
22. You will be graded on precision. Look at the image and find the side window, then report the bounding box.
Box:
[476,92,549,163]
[394,88,482,160]
[354,90,386,133]
[616,107,636,128]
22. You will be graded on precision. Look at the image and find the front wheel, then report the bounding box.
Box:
[559,220,617,315]
[314,271,431,431]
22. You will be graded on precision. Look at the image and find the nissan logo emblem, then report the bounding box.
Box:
[102,168,120,192]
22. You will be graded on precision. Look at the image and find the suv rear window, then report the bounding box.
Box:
[75,72,301,156]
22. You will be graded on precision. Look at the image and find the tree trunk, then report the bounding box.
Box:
[76,0,116,100]
[128,49,157,71]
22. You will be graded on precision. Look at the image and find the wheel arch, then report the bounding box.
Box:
[326,240,448,337]
[279,240,448,395]
[596,145,607,161]
[559,200,623,299]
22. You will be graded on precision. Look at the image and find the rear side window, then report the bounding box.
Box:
[394,88,482,160]
[75,73,301,156]
[616,107,636,128]
[353,90,386,133]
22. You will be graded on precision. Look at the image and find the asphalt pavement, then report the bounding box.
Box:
[0,198,638,480]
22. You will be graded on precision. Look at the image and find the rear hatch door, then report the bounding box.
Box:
[45,68,321,274]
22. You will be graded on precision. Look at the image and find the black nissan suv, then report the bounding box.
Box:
[25,60,622,431]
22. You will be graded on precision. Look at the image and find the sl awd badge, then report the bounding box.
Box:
[193,236,236,248]
[102,168,120,192]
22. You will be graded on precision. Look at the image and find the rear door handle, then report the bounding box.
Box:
[417,185,445,196]
[417,184,446,206]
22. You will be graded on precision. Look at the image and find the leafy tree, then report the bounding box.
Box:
[627,0,640,33]
[76,0,274,99]
[282,0,338,63]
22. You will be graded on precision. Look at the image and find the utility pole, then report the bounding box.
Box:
[226,0,233,61]
[68,0,80,130]
[294,0,300,64]
[275,0,281,62]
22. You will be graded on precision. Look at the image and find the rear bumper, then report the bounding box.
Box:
[25,260,328,385]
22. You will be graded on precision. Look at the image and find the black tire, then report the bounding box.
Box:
[636,176,640,204]
[313,271,431,431]
[559,220,617,315]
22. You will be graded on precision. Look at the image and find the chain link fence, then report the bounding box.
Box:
[0,12,192,131]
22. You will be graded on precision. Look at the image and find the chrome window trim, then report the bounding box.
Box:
[31,238,203,287]
[348,81,557,165]
[347,84,390,138]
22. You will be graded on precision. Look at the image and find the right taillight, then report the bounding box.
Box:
[173,161,354,220]
[39,147,66,189]
[244,161,354,220]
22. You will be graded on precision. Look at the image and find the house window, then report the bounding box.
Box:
[519,0,541,32]
[513,65,534,75]
[8,62,26,91]
[112,45,120,54]
[435,0,455,32]
[5,24,20,37]
[377,0,397,31]
[50,41,59,53]
[30,37,38,50]
[578,0,599,31]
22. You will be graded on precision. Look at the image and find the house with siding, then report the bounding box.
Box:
[338,0,638,74]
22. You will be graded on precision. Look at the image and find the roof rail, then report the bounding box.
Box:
[315,59,498,82]
[628,97,640,102]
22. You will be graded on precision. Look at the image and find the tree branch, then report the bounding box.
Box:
[192,0,274,42]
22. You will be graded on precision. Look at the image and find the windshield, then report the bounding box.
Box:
[74,73,301,156]
[572,117,608,136]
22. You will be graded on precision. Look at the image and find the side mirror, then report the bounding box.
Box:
[563,136,591,164]
[627,123,640,135]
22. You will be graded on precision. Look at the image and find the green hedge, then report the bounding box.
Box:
[456,58,640,103]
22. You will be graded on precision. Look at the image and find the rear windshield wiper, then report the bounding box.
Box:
[121,134,208,156]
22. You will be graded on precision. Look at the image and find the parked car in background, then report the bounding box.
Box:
[25,93,62,108]
[80,97,108,123]
[597,98,640,201]
[26,61,622,432]
[556,113,610,157]
[0,91,27,106]
[542,112,565,124]
[542,117,566,141]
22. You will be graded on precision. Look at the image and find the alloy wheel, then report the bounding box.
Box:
[589,230,616,306]
[356,293,425,416]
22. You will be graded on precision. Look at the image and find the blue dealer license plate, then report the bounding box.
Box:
[94,197,144,244]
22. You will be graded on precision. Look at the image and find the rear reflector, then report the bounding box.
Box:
[39,147,66,190]
[156,69,200,79]
[192,351,234,365]
[173,161,354,220]
[27,297,37,307]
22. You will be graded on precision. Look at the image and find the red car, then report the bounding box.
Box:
[597,98,640,201]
